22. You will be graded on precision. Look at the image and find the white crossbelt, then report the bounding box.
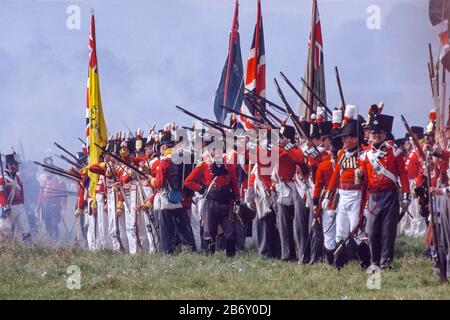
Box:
[366,149,400,189]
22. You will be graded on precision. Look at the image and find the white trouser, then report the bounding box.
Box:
[125,189,148,254]
[336,189,363,244]
[107,192,129,252]
[86,206,97,251]
[322,209,336,250]
[0,204,30,240]
[399,180,426,237]
[96,194,110,249]
[141,185,158,253]
[189,204,202,251]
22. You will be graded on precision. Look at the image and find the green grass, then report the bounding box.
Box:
[1,235,449,300]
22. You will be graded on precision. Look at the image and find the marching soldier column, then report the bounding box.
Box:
[3,98,450,284]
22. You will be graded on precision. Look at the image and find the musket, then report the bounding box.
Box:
[246,101,280,129]
[0,153,8,217]
[280,72,332,117]
[335,66,346,114]
[123,121,136,138]
[176,106,225,134]
[106,162,126,253]
[242,88,287,114]
[182,126,195,132]
[428,62,434,97]
[54,142,79,162]
[219,105,265,125]
[440,67,446,137]
[204,118,234,130]
[57,154,82,169]
[19,139,26,163]
[245,96,283,125]
[101,153,142,252]
[273,78,322,156]
[33,161,82,183]
[94,143,148,179]
[135,177,159,251]
[429,44,440,122]
[334,217,365,257]
[400,116,426,159]
[300,77,329,111]
[401,115,447,284]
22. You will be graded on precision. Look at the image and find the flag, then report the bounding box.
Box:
[214,0,244,124]
[86,13,108,202]
[299,0,327,119]
[239,0,266,130]
[429,0,450,71]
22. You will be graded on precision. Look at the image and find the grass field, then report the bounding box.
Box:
[1,235,450,300]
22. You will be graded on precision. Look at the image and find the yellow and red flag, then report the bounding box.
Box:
[86,13,108,203]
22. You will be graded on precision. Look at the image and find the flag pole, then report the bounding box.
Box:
[306,0,317,122]
[222,0,239,124]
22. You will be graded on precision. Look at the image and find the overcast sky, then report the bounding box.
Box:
[0,0,441,163]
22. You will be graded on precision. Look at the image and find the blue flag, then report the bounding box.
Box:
[213,0,244,124]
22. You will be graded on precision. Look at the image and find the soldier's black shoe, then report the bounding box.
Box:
[325,249,334,266]
[206,240,216,255]
[226,241,236,257]
[334,241,347,270]
[357,242,371,270]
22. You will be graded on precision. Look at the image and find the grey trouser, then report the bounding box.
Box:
[256,210,281,259]
[366,190,399,267]
[294,192,311,263]
[158,207,196,254]
[203,199,236,256]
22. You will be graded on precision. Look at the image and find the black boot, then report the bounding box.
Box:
[325,249,334,266]
[357,242,371,270]
[334,241,347,270]
[206,239,216,255]
[226,240,236,257]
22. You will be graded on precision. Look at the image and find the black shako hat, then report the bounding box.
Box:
[280,124,296,143]
[319,121,332,138]
[336,119,359,138]
[367,104,393,133]
[410,126,424,140]
[5,153,19,165]
[309,121,321,139]
[159,132,175,147]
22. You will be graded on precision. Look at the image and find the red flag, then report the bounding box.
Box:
[308,7,323,70]
[240,0,266,130]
